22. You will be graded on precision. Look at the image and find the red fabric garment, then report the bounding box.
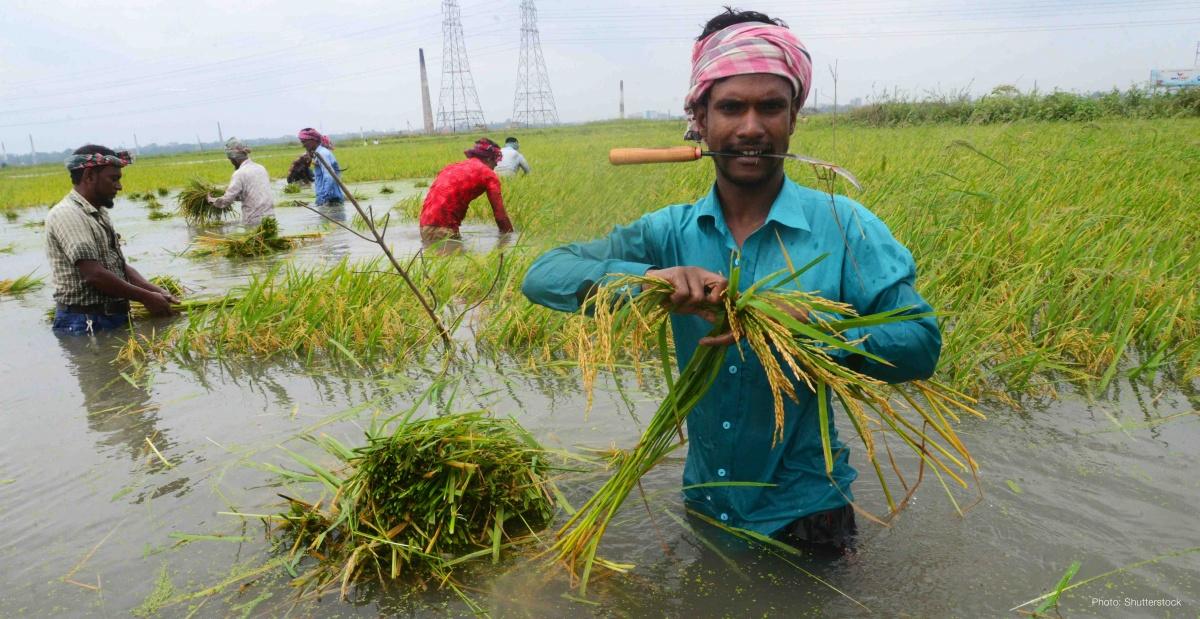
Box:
[419,158,513,232]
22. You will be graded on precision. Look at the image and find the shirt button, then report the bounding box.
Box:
[720,513,729,522]
[722,421,731,430]
[717,468,727,477]
[728,365,738,375]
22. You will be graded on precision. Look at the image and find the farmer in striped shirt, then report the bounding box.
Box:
[45,145,177,334]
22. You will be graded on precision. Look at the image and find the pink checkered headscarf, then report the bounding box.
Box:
[684,22,812,141]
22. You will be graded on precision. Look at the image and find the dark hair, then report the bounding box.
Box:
[479,137,500,149]
[697,7,786,41]
[505,137,518,144]
[69,144,117,184]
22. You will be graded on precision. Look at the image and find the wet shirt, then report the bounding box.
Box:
[495,146,530,177]
[213,158,276,226]
[311,145,344,204]
[419,158,512,232]
[521,178,941,535]
[44,190,129,305]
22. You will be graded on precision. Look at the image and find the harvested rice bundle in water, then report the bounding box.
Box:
[274,411,556,598]
[282,182,301,194]
[148,275,185,297]
[129,294,239,319]
[551,255,982,594]
[191,217,321,258]
[177,178,234,225]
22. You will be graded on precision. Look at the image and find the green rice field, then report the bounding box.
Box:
[1,117,1197,616]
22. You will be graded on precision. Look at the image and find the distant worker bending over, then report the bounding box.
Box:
[495,136,531,177]
[298,128,344,205]
[209,138,275,226]
[46,145,178,333]
[418,138,515,244]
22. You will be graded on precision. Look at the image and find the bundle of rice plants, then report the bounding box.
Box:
[282,183,301,194]
[191,217,321,258]
[128,294,238,320]
[550,255,982,594]
[156,187,169,197]
[147,210,174,221]
[177,178,234,225]
[271,409,556,599]
[0,272,43,295]
[379,185,395,194]
[149,275,185,297]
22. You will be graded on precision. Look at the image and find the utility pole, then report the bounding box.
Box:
[1,141,7,166]
[418,48,436,134]
[133,133,141,157]
[217,122,224,144]
[619,80,625,119]
[196,134,203,152]
[436,0,487,132]
[511,0,559,127]
[29,134,36,165]
[360,126,366,146]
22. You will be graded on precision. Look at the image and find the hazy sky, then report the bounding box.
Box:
[1,0,1197,152]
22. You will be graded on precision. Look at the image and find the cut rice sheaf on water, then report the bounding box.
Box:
[190,217,322,258]
[551,254,984,595]
[177,178,236,225]
[268,410,557,599]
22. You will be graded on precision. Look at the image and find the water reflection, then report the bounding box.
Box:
[56,331,166,463]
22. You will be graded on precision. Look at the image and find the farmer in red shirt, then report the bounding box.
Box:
[418,138,515,245]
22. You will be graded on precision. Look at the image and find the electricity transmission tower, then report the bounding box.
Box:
[511,0,559,127]
[436,0,487,132]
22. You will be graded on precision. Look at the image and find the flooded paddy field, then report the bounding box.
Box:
[2,181,1198,617]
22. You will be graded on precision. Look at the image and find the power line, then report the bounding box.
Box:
[436,0,488,132]
[512,0,559,127]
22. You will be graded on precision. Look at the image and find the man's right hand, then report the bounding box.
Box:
[644,266,728,319]
[140,291,176,317]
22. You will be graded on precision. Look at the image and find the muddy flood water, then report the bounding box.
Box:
[1,183,1198,617]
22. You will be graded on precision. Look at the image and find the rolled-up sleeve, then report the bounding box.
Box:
[838,210,941,383]
[522,214,663,312]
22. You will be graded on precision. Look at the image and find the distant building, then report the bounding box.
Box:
[1150,68,1200,89]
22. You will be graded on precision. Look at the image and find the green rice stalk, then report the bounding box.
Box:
[190,217,321,258]
[149,275,185,297]
[550,259,983,594]
[270,410,556,599]
[0,271,43,295]
[282,183,302,194]
[177,178,235,225]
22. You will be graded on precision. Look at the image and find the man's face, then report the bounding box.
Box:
[300,138,319,152]
[84,165,123,207]
[694,73,798,188]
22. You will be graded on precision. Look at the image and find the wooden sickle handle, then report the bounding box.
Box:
[609,146,702,165]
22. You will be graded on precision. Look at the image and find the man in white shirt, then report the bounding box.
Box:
[210,138,276,226]
[495,137,531,177]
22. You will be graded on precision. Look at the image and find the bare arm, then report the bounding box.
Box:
[76,260,174,316]
[484,174,514,233]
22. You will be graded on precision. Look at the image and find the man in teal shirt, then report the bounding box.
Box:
[522,8,940,552]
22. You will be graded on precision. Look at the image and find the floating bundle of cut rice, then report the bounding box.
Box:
[273,411,556,598]
[177,178,235,225]
[282,182,302,194]
[191,217,321,258]
[550,255,983,594]
[0,272,43,295]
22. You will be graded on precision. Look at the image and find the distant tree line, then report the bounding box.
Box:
[843,86,1200,126]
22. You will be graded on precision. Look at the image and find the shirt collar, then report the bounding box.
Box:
[68,189,101,216]
[695,177,811,234]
